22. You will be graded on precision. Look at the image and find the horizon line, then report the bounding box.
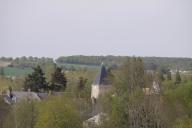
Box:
[0,55,192,60]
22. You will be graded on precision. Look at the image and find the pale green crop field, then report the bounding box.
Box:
[3,67,33,76]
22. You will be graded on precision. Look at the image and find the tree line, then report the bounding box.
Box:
[9,57,54,69]
[56,55,192,70]
[1,56,192,71]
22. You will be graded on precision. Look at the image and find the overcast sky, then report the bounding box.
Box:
[0,0,191,58]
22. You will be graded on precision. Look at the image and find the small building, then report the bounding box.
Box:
[151,81,161,94]
[83,113,106,128]
[143,81,161,96]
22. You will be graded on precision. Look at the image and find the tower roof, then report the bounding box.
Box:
[93,63,108,85]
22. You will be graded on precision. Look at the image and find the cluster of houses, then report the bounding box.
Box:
[0,63,161,128]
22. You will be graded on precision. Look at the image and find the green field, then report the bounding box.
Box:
[2,63,99,76]
[3,67,33,76]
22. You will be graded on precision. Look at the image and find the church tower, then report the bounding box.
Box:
[91,63,111,114]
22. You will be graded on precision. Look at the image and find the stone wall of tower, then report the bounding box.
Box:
[91,84,111,100]
[91,85,100,100]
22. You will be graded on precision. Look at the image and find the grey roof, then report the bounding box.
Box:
[37,92,65,100]
[4,91,41,104]
[37,93,48,100]
[12,91,41,101]
[93,64,108,85]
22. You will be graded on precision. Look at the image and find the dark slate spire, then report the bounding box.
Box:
[93,63,108,85]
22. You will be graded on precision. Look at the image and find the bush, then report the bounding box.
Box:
[35,96,82,128]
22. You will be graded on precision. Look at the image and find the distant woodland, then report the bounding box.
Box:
[1,56,192,71]
[57,56,192,70]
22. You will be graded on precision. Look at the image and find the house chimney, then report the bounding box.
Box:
[27,88,31,95]
[8,86,13,98]
[28,88,31,92]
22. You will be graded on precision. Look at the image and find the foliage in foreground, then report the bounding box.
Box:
[35,96,82,128]
[3,100,38,128]
[100,57,166,128]
[3,95,83,128]
[100,58,192,128]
